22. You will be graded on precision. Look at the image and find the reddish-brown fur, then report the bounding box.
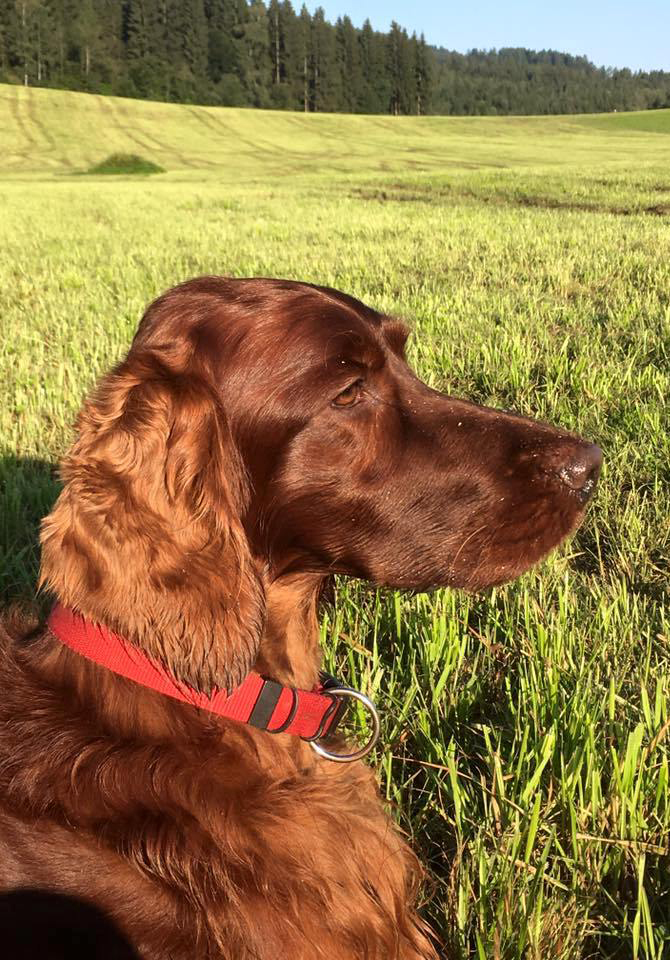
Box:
[0,278,600,958]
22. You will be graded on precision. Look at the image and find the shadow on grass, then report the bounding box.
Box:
[0,455,61,608]
[77,153,166,176]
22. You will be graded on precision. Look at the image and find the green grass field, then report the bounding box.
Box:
[1,85,669,958]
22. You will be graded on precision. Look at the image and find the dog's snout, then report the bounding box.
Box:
[556,443,602,500]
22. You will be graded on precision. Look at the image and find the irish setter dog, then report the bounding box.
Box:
[0,278,601,958]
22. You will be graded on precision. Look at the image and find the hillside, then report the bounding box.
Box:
[2,84,669,181]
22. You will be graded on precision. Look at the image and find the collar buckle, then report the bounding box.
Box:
[307,673,381,764]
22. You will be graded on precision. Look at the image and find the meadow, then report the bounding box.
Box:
[1,84,669,958]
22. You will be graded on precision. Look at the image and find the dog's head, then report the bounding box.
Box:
[41,278,600,691]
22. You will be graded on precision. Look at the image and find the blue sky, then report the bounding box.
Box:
[305,1,669,72]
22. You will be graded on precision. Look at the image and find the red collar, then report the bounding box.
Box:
[47,604,344,742]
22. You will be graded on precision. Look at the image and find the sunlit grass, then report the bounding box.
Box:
[2,82,670,180]
[1,87,669,959]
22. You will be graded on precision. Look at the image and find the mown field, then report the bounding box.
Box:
[1,85,669,958]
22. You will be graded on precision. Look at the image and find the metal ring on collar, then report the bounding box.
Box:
[308,687,381,763]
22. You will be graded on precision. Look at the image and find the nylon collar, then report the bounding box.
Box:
[46,604,345,743]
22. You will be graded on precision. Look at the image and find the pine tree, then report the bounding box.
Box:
[124,0,168,99]
[387,22,414,115]
[242,0,271,107]
[162,0,208,102]
[335,15,361,112]
[205,0,235,84]
[297,4,310,111]
[413,32,431,115]
[71,0,97,81]
[11,0,50,86]
[310,6,338,112]
[358,19,383,113]
[281,2,303,110]
[267,0,279,85]
[0,1,14,78]
[38,0,77,87]
[204,0,249,104]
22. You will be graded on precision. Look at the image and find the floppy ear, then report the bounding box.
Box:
[40,350,265,693]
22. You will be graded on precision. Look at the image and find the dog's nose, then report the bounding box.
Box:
[556,443,602,500]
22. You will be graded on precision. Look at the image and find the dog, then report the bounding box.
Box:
[0,278,601,958]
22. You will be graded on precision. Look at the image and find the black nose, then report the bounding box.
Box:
[557,443,602,500]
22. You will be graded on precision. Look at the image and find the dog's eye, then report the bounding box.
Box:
[332,379,363,408]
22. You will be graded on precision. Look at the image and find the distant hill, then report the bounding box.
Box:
[431,48,670,115]
[0,1,669,117]
[2,83,668,181]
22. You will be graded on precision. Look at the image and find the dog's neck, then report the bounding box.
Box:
[254,572,325,690]
[35,573,325,745]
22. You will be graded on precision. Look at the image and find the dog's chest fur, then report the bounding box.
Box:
[0,622,436,959]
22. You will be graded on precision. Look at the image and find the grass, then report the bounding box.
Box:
[84,153,165,175]
[2,83,670,180]
[1,84,669,958]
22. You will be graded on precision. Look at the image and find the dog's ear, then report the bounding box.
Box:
[40,350,264,693]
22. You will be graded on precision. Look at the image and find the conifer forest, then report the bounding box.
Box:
[1,0,669,116]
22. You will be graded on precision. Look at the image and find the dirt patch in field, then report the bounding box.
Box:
[351,184,670,217]
[642,203,670,215]
[513,194,670,216]
[351,185,454,203]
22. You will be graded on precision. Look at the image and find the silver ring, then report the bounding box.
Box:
[309,687,381,763]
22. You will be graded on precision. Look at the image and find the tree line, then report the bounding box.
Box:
[1,1,669,116]
[434,47,670,115]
